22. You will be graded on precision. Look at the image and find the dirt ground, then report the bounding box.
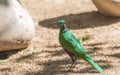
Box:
[0,0,120,75]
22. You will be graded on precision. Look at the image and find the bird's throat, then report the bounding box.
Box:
[60,24,67,32]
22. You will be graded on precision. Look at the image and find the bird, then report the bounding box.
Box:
[55,19,103,73]
[0,0,35,51]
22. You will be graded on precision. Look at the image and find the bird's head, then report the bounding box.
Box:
[55,19,66,28]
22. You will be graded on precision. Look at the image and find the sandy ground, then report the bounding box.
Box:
[0,0,120,75]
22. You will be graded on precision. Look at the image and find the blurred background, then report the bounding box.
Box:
[0,0,120,75]
[20,0,96,22]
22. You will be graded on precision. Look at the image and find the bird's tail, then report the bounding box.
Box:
[85,57,103,73]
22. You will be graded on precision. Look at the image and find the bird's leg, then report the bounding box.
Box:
[64,49,77,70]
[70,56,77,69]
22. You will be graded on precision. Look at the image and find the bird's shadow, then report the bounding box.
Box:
[39,11,120,29]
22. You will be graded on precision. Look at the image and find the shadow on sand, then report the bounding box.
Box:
[39,11,120,29]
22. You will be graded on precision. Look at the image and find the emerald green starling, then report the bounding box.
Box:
[55,20,103,73]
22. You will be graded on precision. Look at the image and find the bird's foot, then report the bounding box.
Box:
[68,61,76,71]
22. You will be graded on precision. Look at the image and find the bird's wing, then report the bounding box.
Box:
[64,31,87,56]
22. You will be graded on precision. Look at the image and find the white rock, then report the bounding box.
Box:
[0,0,35,51]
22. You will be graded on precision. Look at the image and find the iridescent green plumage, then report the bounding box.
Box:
[56,20,103,73]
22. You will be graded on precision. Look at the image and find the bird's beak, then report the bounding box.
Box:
[51,22,57,26]
[52,22,57,25]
